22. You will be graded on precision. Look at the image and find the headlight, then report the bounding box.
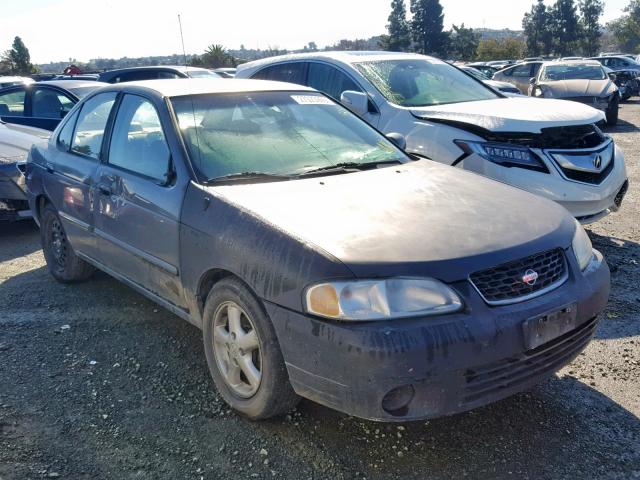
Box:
[454,140,548,172]
[572,220,594,271]
[304,278,462,321]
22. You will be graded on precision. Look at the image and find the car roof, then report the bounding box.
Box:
[541,60,601,67]
[100,65,210,74]
[37,80,109,89]
[99,78,315,97]
[238,51,432,71]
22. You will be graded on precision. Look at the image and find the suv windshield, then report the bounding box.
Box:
[541,64,606,81]
[171,92,407,181]
[355,58,499,107]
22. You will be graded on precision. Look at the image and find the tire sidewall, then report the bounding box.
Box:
[41,206,71,281]
[202,279,290,419]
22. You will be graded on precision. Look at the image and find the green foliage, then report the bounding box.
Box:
[476,38,526,61]
[579,0,604,56]
[1,36,37,75]
[384,0,411,52]
[449,24,479,61]
[523,0,553,56]
[608,0,640,53]
[197,44,236,68]
[410,0,449,57]
[548,0,582,55]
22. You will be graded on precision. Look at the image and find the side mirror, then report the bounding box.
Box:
[386,132,406,150]
[340,90,368,116]
[529,77,536,85]
[608,73,617,82]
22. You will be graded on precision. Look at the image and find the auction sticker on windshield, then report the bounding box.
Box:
[291,95,334,105]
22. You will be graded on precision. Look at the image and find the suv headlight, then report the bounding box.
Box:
[454,140,548,172]
[572,220,594,271]
[304,278,462,321]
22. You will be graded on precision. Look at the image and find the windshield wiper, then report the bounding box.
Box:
[203,171,293,185]
[297,160,403,176]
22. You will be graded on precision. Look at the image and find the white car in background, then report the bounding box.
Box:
[237,52,628,223]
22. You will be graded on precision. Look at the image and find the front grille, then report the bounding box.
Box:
[559,153,615,185]
[480,124,607,150]
[469,248,567,304]
[563,96,603,105]
[461,316,598,406]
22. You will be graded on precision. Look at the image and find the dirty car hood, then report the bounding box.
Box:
[208,161,575,281]
[537,79,614,98]
[411,96,604,133]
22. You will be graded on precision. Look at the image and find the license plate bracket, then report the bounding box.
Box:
[523,303,578,350]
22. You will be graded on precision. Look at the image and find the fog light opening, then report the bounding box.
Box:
[381,384,415,417]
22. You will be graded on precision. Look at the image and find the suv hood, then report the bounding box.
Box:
[209,160,575,282]
[537,79,615,98]
[411,96,604,133]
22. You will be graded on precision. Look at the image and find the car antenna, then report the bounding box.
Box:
[178,14,188,72]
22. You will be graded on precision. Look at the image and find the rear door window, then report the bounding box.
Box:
[0,89,26,116]
[511,64,533,78]
[32,88,75,118]
[57,109,80,150]
[306,63,361,101]
[252,63,306,84]
[71,92,117,159]
[108,94,171,182]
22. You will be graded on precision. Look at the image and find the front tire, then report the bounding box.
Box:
[606,95,619,126]
[40,204,95,283]
[202,278,299,420]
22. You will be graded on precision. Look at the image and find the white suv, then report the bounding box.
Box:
[237,52,628,223]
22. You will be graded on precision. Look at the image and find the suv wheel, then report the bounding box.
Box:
[202,278,299,420]
[41,204,95,283]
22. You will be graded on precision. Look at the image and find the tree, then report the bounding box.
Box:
[1,36,36,75]
[198,44,235,68]
[448,24,479,61]
[476,38,526,61]
[384,0,411,52]
[549,0,582,56]
[608,0,640,53]
[579,0,604,56]
[522,0,553,56]
[410,0,449,57]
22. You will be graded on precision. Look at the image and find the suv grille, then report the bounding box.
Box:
[559,154,615,184]
[469,249,567,304]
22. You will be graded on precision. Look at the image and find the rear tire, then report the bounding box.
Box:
[202,278,299,420]
[40,204,95,283]
[606,95,619,126]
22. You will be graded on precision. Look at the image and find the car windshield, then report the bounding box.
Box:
[67,86,100,98]
[186,70,220,78]
[541,64,606,81]
[355,58,499,107]
[171,91,407,181]
[463,67,490,81]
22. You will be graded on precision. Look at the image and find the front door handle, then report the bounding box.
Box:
[45,162,55,174]
[97,183,112,196]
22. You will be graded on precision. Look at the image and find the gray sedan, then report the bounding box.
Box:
[25,79,609,422]
[529,61,620,125]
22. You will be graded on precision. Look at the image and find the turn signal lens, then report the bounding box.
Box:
[307,284,340,318]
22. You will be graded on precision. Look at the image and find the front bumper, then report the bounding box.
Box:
[266,251,610,421]
[461,143,628,220]
[0,162,30,221]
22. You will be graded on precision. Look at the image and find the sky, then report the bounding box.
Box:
[0,0,631,64]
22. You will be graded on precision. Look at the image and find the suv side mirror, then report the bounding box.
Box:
[529,77,536,85]
[386,132,406,150]
[608,72,617,82]
[340,90,368,116]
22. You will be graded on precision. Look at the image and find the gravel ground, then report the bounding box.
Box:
[1,103,639,480]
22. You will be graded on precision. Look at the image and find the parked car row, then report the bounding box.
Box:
[0,51,627,423]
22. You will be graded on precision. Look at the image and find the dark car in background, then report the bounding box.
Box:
[590,55,640,72]
[26,78,610,422]
[97,65,221,83]
[0,80,107,130]
[529,61,620,125]
[0,120,49,220]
